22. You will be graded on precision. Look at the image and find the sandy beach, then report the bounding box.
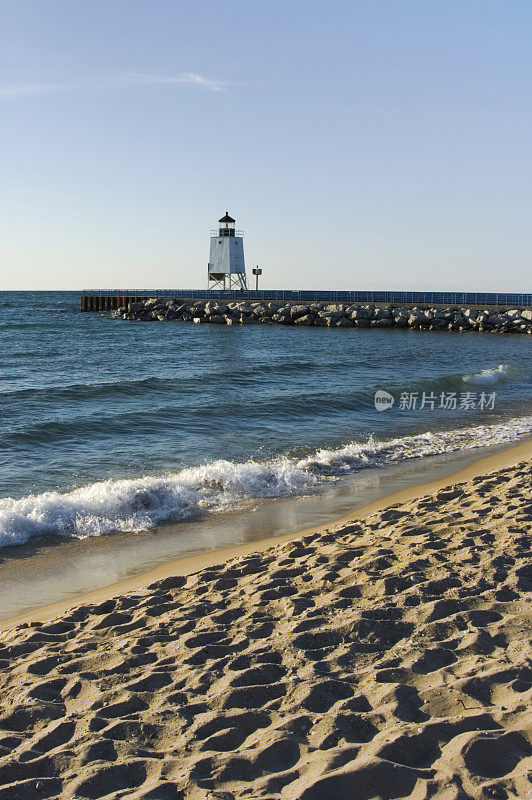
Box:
[0,442,530,799]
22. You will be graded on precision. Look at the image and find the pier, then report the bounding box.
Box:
[81,289,532,313]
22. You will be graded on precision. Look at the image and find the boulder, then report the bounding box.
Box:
[272,313,292,324]
[318,310,343,321]
[294,314,315,326]
[290,305,311,319]
[276,306,292,317]
[350,307,373,320]
[251,304,268,317]
[408,312,423,327]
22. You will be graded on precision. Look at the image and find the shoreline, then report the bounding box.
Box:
[2,435,531,632]
[1,436,530,799]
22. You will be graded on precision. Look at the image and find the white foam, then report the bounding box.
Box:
[463,364,510,386]
[1,416,530,548]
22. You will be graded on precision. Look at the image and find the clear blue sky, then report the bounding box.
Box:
[1,0,531,291]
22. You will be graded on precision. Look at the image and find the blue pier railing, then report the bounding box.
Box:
[81,289,532,307]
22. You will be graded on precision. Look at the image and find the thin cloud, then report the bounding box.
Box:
[0,72,229,100]
[120,72,228,92]
[0,82,76,99]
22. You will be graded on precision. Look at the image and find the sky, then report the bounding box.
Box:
[1,0,531,291]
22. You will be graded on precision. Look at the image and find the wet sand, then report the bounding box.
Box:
[0,441,530,799]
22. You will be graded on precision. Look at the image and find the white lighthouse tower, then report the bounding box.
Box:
[208,212,247,290]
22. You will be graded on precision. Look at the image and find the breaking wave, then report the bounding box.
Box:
[462,364,511,386]
[0,415,530,549]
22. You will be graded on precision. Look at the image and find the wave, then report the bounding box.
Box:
[463,364,511,386]
[1,416,530,549]
[383,364,518,396]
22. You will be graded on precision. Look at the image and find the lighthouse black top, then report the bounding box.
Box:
[219,212,235,223]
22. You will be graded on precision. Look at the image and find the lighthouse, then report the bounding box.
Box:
[207,212,247,290]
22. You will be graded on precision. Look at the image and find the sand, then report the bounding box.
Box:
[0,449,530,799]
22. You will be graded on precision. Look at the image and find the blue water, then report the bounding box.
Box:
[0,291,531,548]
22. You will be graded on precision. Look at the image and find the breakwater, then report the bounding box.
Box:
[114,297,532,333]
[81,288,532,312]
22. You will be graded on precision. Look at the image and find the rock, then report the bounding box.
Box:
[294,314,315,326]
[252,304,268,317]
[113,298,530,334]
[350,307,373,320]
[272,313,292,324]
[277,306,292,317]
[318,310,343,322]
[290,305,311,319]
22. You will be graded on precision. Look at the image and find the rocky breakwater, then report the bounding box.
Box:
[116,298,532,333]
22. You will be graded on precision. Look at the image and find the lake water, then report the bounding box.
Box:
[0,291,530,616]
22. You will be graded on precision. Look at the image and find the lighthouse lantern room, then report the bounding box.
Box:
[208,212,247,290]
